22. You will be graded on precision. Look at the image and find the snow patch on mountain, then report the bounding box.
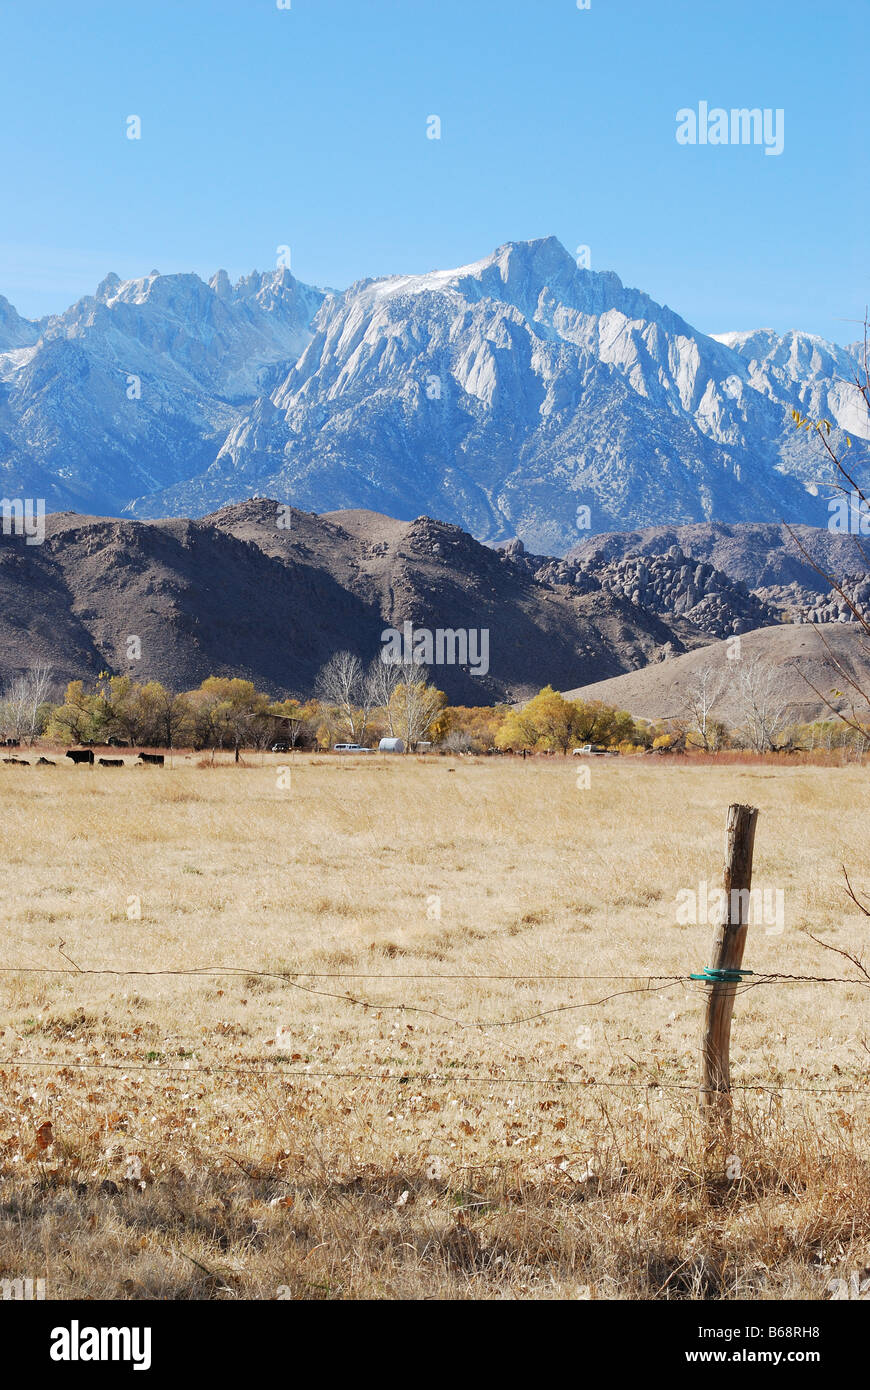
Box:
[150,237,864,549]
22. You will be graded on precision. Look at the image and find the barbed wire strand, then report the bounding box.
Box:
[1,963,866,1032]
[3,961,866,1098]
[1,1057,868,1096]
[0,967,689,981]
[1,964,866,986]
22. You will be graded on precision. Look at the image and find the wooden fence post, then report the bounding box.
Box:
[699,802,759,1129]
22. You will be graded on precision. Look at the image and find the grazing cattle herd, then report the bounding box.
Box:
[1,749,167,768]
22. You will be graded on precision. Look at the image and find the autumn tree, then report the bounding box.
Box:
[496,686,579,753]
[367,655,404,736]
[732,655,793,752]
[0,664,54,744]
[100,674,147,746]
[47,680,104,745]
[138,681,194,750]
[680,663,729,751]
[437,704,509,752]
[572,698,637,747]
[315,651,374,744]
[387,664,446,749]
[196,678,272,761]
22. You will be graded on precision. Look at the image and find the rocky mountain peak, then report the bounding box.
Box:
[1,238,867,538]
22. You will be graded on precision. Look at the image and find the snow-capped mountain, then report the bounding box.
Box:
[0,294,42,352]
[0,268,325,511]
[1,238,866,549]
[709,328,869,475]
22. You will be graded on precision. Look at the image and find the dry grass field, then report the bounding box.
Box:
[0,753,868,1301]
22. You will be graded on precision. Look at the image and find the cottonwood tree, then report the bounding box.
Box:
[315,651,373,744]
[1,664,54,744]
[441,729,474,754]
[46,680,101,745]
[681,662,729,751]
[573,697,637,747]
[139,681,194,751]
[100,674,147,746]
[196,678,271,762]
[528,686,581,753]
[496,686,578,753]
[368,654,404,736]
[437,704,509,752]
[496,686,642,753]
[732,655,792,751]
[387,662,446,749]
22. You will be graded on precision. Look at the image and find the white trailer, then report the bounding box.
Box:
[378,737,405,753]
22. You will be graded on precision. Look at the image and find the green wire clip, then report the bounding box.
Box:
[690,967,754,983]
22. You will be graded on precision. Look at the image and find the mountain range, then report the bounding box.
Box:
[3,500,865,708]
[2,238,867,553]
[0,500,720,704]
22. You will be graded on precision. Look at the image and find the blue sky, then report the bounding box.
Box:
[1,0,866,341]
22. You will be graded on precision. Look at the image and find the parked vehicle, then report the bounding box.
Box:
[271,743,289,753]
[333,743,371,753]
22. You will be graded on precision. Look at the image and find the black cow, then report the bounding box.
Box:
[137,753,165,766]
[3,738,20,747]
[3,756,28,765]
[66,749,95,766]
[98,757,124,767]
[36,757,56,766]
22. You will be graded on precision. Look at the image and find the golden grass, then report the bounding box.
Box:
[0,754,868,1300]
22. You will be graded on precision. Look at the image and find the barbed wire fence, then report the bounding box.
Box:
[1,960,868,1098]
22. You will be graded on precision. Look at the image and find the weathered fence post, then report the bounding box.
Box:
[699,803,759,1129]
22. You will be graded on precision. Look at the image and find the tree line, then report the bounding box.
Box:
[0,656,453,756]
[2,656,867,757]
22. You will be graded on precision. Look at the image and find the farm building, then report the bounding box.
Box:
[378,737,405,753]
